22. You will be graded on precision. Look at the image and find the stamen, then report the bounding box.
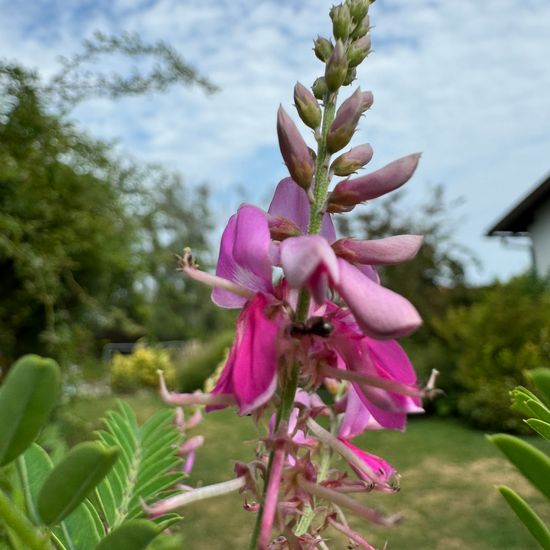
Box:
[144,476,247,517]
[321,366,421,398]
[178,247,254,300]
[158,370,235,407]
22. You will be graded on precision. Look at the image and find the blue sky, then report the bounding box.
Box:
[2,0,550,283]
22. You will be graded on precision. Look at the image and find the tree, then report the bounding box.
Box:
[0,35,225,367]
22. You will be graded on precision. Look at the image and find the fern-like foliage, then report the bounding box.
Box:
[93,401,185,529]
[489,368,550,550]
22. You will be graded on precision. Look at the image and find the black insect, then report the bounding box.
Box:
[290,316,334,338]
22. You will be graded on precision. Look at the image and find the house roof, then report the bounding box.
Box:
[487,172,550,236]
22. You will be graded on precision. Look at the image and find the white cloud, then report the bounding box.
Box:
[1,0,549,282]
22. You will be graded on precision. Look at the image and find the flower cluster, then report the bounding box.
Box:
[152,1,436,548]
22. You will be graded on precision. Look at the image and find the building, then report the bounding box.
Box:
[487,172,550,278]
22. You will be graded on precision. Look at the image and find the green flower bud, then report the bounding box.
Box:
[330,4,352,41]
[294,82,322,129]
[312,77,329,100]
[330,143,373,176]
[313,36,333,62]
[348,35,371,67]
[324,40,348,92]
[351,14,370,40]
[343,67,357,86]
[347,0,370,23]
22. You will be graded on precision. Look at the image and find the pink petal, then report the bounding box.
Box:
[338,438,397,486]
[335,259,422,339]
[333,235,423,265]
[328,153,421,212]
[228,293,281,415]
[329,334,412,430]
[280,236,340,304]
[212,205,274,308]
[268,178,336,242]
[339,385,381,439]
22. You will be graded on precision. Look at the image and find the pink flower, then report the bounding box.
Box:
[269,178,422,339]
[176,178,423,429]
[338,438,399,489]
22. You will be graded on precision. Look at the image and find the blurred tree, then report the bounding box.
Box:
[0,35,226,367]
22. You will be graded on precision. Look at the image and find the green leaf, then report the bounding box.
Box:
[527,419,550,441]
[54,500,104,550]
[525,399,550,424]
[0,355,60,466]
[18,444,53,524]
[498,485,550,549]
[92,403,184,529]
[511,387,541,418]
[95,519,160,550]
[488,434,550,500]
[37,442,119,525]
[527,369,550,408]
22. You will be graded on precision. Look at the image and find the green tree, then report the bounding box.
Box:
[0,35,226,368]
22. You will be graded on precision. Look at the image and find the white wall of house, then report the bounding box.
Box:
[530,199,550,277]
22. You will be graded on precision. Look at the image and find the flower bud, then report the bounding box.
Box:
[330,4,352,41]
[313,36,333,62]
[294,82,322,129]
[268,214,302,241]
[332,235,423,265]
[343,67,357,86]
[324,40,348,92]
[326,88,373,154]
[328,153,422,212]
[351,14,370,40]
[347,0,370,23]
[330,144,373,176]
[312,77,329,100]
[348,35,371,67]
[277,105,315,191]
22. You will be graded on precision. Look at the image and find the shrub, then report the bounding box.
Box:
[174,330,234,392]
[438,275,550,432]
[110,343,176,392]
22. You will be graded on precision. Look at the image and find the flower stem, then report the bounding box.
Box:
[249,87,339,550]
[0,489,52,550]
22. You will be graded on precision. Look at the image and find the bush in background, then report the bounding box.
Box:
[110,343,176,392]
[437,275,550,432]
[174,330,234,392]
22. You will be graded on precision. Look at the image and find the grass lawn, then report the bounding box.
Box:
[58,393,550,549]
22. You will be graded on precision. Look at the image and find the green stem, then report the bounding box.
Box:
[0,489,52,550]
[248,88,339,550]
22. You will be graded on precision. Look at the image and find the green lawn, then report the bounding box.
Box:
[58,393,550,549]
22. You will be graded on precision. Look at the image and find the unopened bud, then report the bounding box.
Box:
[294,82,322,129]
[268,214,302,241]
[326,88,373,154]
[313,36,333,62]
[328,153,422,212]
[312,77,329,100]
[330,4,352,41]
[343,67,357,86]
[348,35,371,67]
[351,14,370,40]
[347,0,370,23]
[325,40,348,92]
[277,105,315,191]
[330,144,373,176]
